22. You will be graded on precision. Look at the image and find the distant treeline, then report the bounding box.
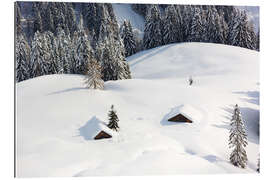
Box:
[15,2,259,82]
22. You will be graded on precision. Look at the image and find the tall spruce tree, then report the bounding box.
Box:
[96,36,131,81]
[187,7,205,42]
[228,10,256,50]
[16,34,30,82]
[84,59,104,90]
[121,20,137,57]
[163,5,180,44]
[30,31,49,78]
[73,19,95,74]
[212,8,226,44]
[33,11,43,33]
[56,26,71,74]
[107,105,119,131]
[143,5,163,49]
[181,5,193,41]
[174,5,184,42]
[15,2,23,36]
[43,31,58,74]
[229,104,248,168]
[205,6,219,42]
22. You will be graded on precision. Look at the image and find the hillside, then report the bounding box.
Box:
[16,43,259,177]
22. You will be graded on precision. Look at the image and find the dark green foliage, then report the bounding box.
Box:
[96,36,131,81]
[107,105,119,131]
[16,34,30,82]
[256,29,260,51]
[163,5,180,44]
[228,10,256,50]
[143,5,163,49]
[187,7,205,42]
[121,20,137,57]
[15,2,22,36]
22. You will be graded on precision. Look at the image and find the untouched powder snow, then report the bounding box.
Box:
[16,43,259,177]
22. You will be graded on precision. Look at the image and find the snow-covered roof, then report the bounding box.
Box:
[80,116,116,140]
[167,104,203,123]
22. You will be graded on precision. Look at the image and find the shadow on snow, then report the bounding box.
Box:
[213,105,259,144]
[47,87,87,95]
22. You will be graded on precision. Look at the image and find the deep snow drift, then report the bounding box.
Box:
[16,43,259,177]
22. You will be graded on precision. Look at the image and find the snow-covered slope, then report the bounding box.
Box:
[16,43,259,177]
[112,3,145,38]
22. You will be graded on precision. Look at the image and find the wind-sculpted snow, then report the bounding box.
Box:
[16,43,259,177]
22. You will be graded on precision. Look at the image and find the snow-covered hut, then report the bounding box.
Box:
[168,113,193,123]
[167,105,202,123]
[80,116,116,140]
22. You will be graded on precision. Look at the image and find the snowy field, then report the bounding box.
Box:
[16,43,259,177]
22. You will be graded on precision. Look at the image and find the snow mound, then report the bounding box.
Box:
[79,116,116,140]
[166,104,203,123]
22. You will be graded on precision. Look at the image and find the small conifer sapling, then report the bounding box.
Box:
[189,76,193,86]
[84,60,104,90]
[107,105,119,131]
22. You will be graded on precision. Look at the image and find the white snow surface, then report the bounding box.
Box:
[16,43,259,177]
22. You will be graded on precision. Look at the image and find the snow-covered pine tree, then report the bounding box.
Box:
[33,11,43,33]
[96,34,131,81]
[163,5,180,44]
[174,5,184,42]
[218,11,229,44]
[204,6,227,43]
[84,59,104,90]
[121,20,137,57]
[204,6,216,42]
[43,31,58,74]
[247,21,257,50]
[107,105,119,131]
[16,34,30,82]
[256,29,260,51]
[213,9,226,44]
[30,31,49,78]
[143,5,163,49]
[229,104,248,168]
[66,3,77,36]
[73,17,95,75]
[112,36,132,80]
[181,5,193,41]
[187,7,205,42]
[15,2,23,36]
[56,26,71,74]
[43,8,55,33]
[228,10,256,50]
